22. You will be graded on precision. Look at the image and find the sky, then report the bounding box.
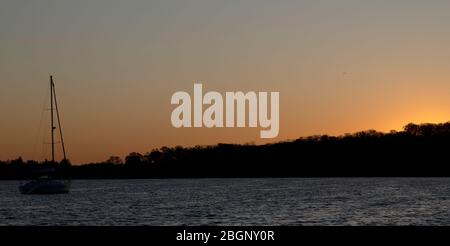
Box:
[1,0,450,164]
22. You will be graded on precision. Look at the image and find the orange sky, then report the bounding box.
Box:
[1,0,450,164]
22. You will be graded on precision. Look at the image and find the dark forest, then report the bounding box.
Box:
[1,122,449,179]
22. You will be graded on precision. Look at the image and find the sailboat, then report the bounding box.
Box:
[19,75,71,194]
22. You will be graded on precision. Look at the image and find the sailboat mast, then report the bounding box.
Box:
[50,75,55,163]
[52,78,67,161]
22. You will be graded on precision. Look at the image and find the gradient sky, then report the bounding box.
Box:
[1,0,450,164]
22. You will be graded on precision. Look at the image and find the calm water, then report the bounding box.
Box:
[1,178,450,225]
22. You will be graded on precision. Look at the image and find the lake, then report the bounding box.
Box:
[1,178,450,225]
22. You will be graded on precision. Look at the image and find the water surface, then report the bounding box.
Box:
[1,178,450,225]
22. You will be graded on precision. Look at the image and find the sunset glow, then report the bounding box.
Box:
[1,0,450,164]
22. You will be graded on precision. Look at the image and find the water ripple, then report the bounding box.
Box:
[1,178,450,225]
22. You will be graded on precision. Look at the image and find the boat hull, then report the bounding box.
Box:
[19,180,70,194]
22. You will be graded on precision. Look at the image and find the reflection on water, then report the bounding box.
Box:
[1,178,450,225]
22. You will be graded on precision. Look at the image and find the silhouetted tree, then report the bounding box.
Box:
[125,152,144,166]
[11,156,24,166]
[60,158,72,167]
[146,149,162,164]
[105,156,123,165]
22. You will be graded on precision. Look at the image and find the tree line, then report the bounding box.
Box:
[1,122,449,179]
